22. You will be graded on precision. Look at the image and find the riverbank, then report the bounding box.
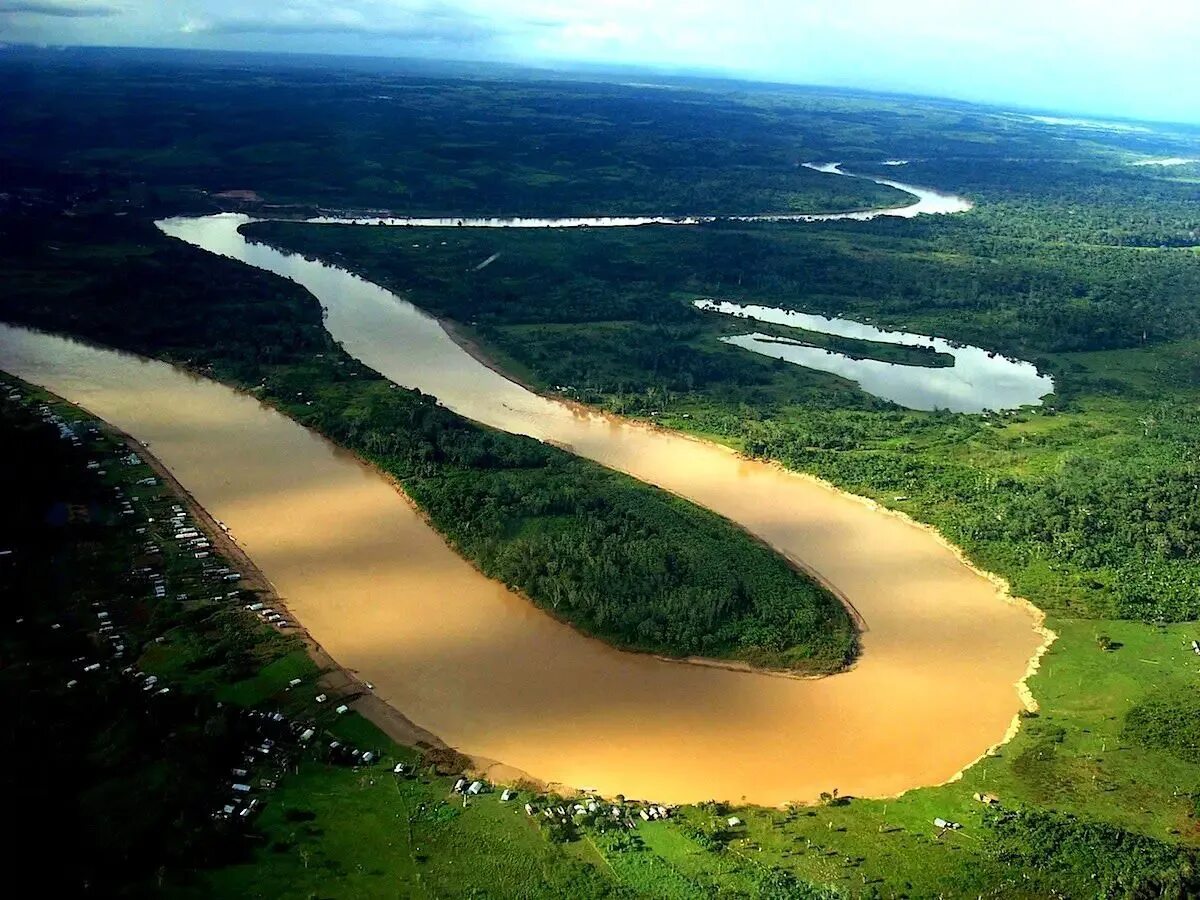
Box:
[110,414,489,767]
[0,312,1030,805]
[442,309,1060,761]
[441,316,872,637]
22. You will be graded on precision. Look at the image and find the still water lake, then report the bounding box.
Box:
[695,300,1054,412]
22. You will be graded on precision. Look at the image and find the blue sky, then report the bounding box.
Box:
[3,0,1199,123]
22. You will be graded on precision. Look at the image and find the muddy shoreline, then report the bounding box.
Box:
[65,382,556,790]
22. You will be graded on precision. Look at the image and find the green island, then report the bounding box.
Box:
[1,47,1198,898]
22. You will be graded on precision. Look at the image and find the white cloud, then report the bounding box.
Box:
[3,0,1199,123]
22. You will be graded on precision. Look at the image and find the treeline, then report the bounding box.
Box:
[0,50,903,217]
[0,210,855,673]
[736,413,1200,622]
[860,157,1200,248]
[250,209,1200,362]
[985,808,1198,898]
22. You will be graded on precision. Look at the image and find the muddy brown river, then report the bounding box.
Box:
[0,212,1047,805]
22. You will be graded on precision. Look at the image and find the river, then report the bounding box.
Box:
[304,161,971,227]
[1,199,1048,805]
[1,320,1046,805]
[0,167,1045,805]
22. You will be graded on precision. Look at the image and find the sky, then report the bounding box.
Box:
[2,0,1199,124]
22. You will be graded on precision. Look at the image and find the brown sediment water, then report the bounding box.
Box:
[2,210,1046,805]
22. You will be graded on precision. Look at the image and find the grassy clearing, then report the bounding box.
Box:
[187,616,1199,899]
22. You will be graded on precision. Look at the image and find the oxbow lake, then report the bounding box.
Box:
[695,300,1054,413]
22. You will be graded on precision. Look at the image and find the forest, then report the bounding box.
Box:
[0,46,906,218]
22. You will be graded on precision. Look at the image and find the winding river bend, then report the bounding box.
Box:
[0,169,1046,805]
[306,161,972,227]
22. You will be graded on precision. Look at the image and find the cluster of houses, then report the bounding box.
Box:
[518,794,674,829]
[325,736,379,767]
[213,707,321,822]
[125,489,248,606]
[3,384,388,836]
[410,766,681,831]
[244,601,293,631]
[36,402,84,448]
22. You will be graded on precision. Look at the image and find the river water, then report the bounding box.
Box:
[695,300,1053,412]
[158,215,1040,801]
[0,319,1044,805]
[0,168,1042,805]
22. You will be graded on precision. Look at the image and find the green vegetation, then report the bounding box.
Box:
[0,211,854,672]
[5,415,1193,899]
[0,379,303,893]
[0,47,906,217]
[181,617,1198,900]
[247,172,1200,625]
[986,808,1196,898]
[3,51,1200,897]
[1124,688,1200,760]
